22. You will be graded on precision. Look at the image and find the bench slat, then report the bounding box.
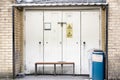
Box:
[35,62,74,64]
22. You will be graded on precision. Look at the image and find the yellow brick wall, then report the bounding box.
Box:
[107,0,120,79]
[14,8,23,76]
[101,8,106,52]
[0,0,14,78]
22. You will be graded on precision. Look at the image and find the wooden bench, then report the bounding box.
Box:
[35,62,75,75]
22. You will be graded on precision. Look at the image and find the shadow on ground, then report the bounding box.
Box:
[15,75,89,80]
[0,75,89,80]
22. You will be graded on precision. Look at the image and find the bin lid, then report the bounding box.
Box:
[94,50,103,52]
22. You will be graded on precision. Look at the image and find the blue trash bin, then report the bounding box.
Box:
[92,50,105,80]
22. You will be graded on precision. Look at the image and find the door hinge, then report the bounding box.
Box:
[24,40,26,45]
[24,65,26,70]
[99,40,101,48]
[24,15,26,21]
[99,13,101,20]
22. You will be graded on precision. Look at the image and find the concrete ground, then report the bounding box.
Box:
[15,75,89,80]
[0,75,89,80]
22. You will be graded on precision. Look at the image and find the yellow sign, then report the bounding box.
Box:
[66,23,73,38]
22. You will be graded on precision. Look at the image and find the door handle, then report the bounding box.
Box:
[60,41,62,44]
[39,42,41,44]
[83,42,86,47]
[83,42,86,45]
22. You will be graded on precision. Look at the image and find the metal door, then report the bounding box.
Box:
[81,11,100,74]
[25,10,43,74]
[44,11,62,74]
[25,10,100,75]
[62,11,81,74]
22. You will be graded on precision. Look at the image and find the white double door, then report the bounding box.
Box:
[25,10,100,75]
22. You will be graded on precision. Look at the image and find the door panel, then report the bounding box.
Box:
[62,11,81,74]
[25,11,43,74]
[25,10,100,75]
[81,11,100,74]
[44,11,62,74]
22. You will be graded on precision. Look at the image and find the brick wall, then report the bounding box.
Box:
[107,0,120,79]
[0,0,14,78]
[14,8,23,76]
[101,8,106,52]
[0,0,23,78]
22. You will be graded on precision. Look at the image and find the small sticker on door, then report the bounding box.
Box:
[44,23,51,30]
[66,23,73,38]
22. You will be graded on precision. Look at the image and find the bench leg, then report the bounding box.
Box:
[61,64,63,74]
[35,64,37,75]
[54,64,56,75]
[73,64,75,76]
[43,65,44,74]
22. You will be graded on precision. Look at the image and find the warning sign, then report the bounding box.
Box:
[66,24,73,38]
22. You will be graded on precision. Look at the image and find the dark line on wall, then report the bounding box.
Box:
[43,10,45,74]
[61,11,63,62]
[12,6,15,79]
[80,11,82,74]
[106,5,108,80]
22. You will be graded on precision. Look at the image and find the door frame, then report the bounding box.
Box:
[23,7,102,75]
